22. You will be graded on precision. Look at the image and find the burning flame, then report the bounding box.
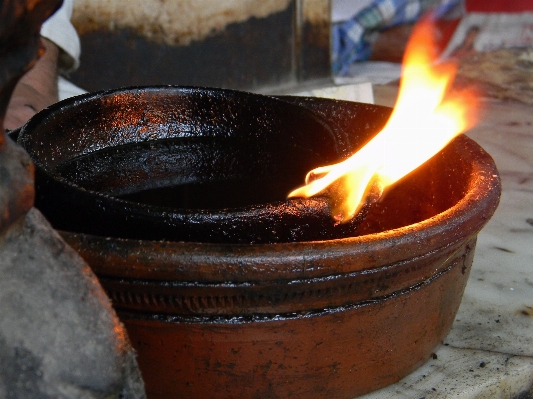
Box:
[289,17,478,223]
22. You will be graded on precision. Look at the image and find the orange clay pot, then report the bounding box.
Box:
[19,87,501,398]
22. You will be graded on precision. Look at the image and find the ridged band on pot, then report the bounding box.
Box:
[60,133,500,318]
[118,253,474,399]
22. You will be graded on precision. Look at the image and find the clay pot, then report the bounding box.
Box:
[18,87,501,399]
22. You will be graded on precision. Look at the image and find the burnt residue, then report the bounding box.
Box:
[92,240,470,317]
[273,98,473,236]
[274,96,392,160]
[354,136,475,235]
[518,306,533,317]
[18,88,389,243]
[19,87,500,245]
[53,136,324,199]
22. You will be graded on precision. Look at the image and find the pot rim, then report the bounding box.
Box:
[19,85,500,281]
[61,134,501,283]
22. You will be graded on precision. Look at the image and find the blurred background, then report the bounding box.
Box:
[64,0,533,103]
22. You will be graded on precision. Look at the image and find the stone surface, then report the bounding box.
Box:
[0,2,146,397]
[0,207,145,399]
[0,136,34,235]
[358,346,533,399]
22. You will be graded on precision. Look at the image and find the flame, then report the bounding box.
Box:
[288,17,478,222]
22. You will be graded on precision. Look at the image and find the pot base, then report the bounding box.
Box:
[120,238,474,399]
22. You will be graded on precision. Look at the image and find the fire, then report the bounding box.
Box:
[288,17,478,223]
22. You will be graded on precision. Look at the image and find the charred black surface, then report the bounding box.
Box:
[18,87,473,243]
[274,96,392,160]
[118,179,298,209]
[20,87,375,243]
[53,135,323,199]
[18,87,471,244]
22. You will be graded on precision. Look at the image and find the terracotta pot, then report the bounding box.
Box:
[18,87,501,399]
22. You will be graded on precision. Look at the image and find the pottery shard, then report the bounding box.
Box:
[0,208,146,399]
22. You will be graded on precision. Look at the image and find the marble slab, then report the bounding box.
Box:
[359,346,533,399]
[448,100,533,358]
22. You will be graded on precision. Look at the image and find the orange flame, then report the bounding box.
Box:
[288,17,478,222]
